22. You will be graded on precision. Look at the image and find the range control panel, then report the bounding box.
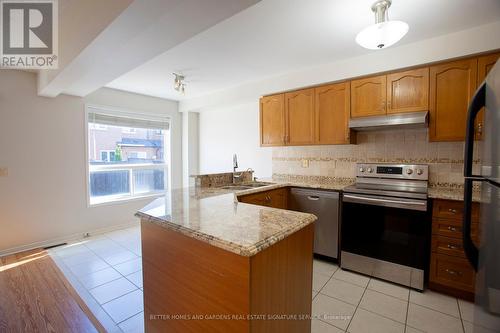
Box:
[356,163,428,180]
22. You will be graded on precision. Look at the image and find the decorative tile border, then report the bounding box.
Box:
[272,156,480,164]
[272,173,355,185]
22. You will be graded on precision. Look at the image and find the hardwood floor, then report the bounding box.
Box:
[0,248,105,333]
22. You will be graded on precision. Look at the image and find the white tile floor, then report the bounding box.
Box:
[49,226,496,333]
[49,226,144,333]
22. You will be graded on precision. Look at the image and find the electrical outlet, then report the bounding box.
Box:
[83,232,91,238]
[301,159,309,168]
[0,167,8,177]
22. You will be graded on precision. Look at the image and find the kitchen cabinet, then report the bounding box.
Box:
[260,94,285,146]
[350,75,387,118]
[285,88,315,145]
[314,82,355,144]
[429,59,478,142]
[238,188,288,209]
[429,199,479,300]
[386,68,429,114]
[476,53,500,140]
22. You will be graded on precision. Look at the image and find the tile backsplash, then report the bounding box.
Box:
[272,128,481,188]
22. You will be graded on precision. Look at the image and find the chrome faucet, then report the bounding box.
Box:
[233,154,238,173]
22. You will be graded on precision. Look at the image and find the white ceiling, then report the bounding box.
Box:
[106,0,500,101]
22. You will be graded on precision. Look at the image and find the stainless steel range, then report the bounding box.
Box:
[341,163,431,290]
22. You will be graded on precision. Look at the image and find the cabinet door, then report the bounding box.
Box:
[476,53,500,140]
[314,82,354,145]
[350,75,387,118]
[285,88,315,145]
[387,68,429,114]
[260,94,285,146]
[429,59,477,142]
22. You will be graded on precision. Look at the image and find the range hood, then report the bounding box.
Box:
[349,111,428,131]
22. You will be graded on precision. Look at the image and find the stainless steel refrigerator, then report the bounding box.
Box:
[463,61,500,332]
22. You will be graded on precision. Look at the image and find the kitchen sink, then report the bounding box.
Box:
[241,182,274,187]
[220,182,274,190]
[220,186,253,190]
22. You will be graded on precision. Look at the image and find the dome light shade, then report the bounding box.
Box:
[356,0,409,50]
[356,20,409,50]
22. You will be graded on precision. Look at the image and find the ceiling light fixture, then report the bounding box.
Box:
[355,0,409,50]
[173,72,186,94]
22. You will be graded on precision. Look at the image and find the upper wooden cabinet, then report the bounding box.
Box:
[476,53,500,140]
[429,59,478,142]
[285,88,315,145]
[350,75,387,118]
[314,82,355,145]
[352,69,429,118]
[386,68,429,114]
[260,94,285,146]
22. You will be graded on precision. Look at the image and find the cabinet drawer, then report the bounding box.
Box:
[430,254,475,292]
[432,218,479,240]
[431,236,465,258]
[239,188,287,209]
[432,199,479,221]
[432,218,463,238]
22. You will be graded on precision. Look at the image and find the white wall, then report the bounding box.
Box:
[198,101,272,179]
[0,70,181,255]
[182,112,199,187]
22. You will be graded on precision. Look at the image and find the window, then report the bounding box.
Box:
[89,123,108,130]
[87,106,170,205]
[128,151,147,159]
[100,150,116,162]
[122,127,137,134]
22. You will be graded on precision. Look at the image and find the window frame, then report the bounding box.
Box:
[85,104,171,207]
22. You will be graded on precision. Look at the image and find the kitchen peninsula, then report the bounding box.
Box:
[136,186,316,333]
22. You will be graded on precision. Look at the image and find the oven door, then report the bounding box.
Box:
[341,193,431,271]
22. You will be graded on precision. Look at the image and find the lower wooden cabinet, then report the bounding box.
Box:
[238,188,288,209]
[429,199,479,300]
[430,254,475,293]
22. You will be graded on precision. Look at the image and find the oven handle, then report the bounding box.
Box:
[343,194,427,211]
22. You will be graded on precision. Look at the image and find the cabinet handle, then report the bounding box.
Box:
[477,123,483,135]
[387,100,391,109]
[447,226,457,232]
[381,101,386,110]
[446,244,459,250]
[265,196,271,203]
[448,208,458,214]
[445,269,463,276]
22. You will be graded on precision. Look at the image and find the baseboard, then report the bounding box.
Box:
[0,221,139,257]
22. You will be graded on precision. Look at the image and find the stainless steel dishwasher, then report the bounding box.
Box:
[289,188,339,259]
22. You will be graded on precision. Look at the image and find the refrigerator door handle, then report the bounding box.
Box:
[464,81,486,178]
[463,81,486,272]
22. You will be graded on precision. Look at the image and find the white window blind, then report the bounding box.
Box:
[87,107,170,130]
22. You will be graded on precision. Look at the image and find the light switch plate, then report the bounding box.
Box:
[301,159,309,168]
[0,167,8,177]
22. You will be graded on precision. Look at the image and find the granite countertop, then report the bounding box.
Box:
[428,186,482,202]
[136,177,481,257]
[136,186,317,257]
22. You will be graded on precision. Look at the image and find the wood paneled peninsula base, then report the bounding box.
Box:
[136,187,316,332]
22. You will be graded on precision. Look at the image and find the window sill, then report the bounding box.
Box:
[88,192,165,208]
